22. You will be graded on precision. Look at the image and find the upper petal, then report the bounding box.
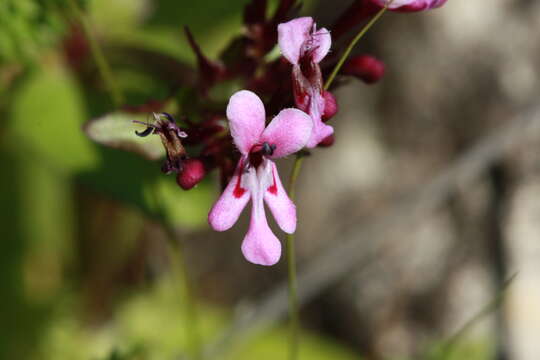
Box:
[278,17,313,65]
[264,162,296,234]
[260,108,313,158]
[226,90,266,154]
[311,27,331,63]
[208,158,250,231]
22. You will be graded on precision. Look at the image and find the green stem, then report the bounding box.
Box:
[284,3,393,358]
[286,232,299,360]
[324,2,391,91]
[285,156,304,360]
[165,225,201,360]
[67,0,124,106]
[287,156,305,202]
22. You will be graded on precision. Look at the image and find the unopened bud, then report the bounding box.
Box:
[368,0,447,12]
[318,134,335,147]
[176,158,206,190]
[342,55,385,84]
[322,91,338,121]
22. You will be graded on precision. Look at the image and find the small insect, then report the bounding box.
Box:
[133,112,188,174]
[133,112,187,139]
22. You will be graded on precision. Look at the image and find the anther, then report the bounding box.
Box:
[261,142,276,156]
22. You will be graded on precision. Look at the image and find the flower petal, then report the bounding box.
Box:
[311,27,331,63]
[260,108,313,158]
[307,119,334,148]
[304,89,334,148]
[241,164,281,265]
[241,209,282,266]
[369,0,447,11]
[208,158,250,231]
[264,162,296,234]
[226,90,266,154]
[278,17,313,65]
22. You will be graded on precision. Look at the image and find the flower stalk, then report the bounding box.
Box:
[324,1,391,91]
[285,155,304,360]
[284,4,392,359]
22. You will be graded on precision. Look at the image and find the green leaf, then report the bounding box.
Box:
[8,62,213,229]
[40,276,360,360]
[148,176,216,229]
[8,62,99,171]
[231,329,360,360]
[85,111,165,160]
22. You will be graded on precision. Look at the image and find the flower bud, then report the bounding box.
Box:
[318,134,335,147]
[342,55,385,84]
[368,0,447,12]
[322,91,338,121]
[176,158,206,190]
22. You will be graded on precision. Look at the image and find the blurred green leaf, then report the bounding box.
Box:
[8,61,214,229]
[8,61,99,171]
[90,0,248,63]
[0,0,65,64]
[148,176,216,229]
[40,275,361,360]
[85,111,165,160]
[230,328,360,360]
[89,0,148,35]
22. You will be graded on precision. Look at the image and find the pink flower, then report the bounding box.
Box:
[368,0,447,12]
[278,17,334,148]
[208,90,313,266]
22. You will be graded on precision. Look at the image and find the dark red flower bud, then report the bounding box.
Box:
[176,158,206,190]
[184,27,226,92]
[369,0,447,12]
[342,55,385,84]
[244,0,267,26]
[318,134,335,147]
[322,91,338,121]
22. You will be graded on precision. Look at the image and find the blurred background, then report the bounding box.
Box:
[2,0,540,359]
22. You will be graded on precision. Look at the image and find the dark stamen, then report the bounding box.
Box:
[262,142,276,156]
[161,112,176,123]
[133,123,155,137]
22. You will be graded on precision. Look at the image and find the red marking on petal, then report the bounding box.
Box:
[268,167,278,195]
[233,169,246,198]
[233,174,246,198]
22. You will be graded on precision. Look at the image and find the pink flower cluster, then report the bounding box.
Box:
[209,17,337,265]
[127,0,449,267]
[209,0,448,265]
